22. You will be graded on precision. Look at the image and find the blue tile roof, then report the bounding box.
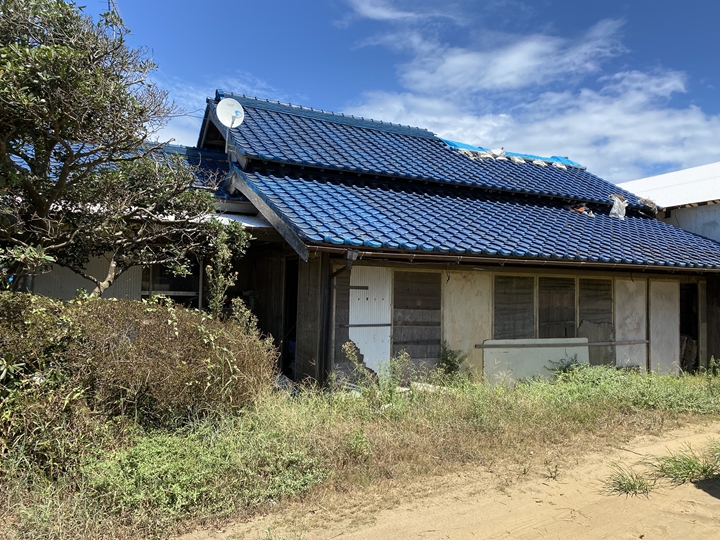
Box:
[162,144,243,201]
[236,165,720,269]
[209,93,645,209]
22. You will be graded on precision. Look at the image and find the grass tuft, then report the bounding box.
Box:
[649,441,720,484]
[605,465,654,497]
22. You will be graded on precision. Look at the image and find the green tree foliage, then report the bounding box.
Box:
[0,0,247,295]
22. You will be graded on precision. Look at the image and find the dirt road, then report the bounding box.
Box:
[183,421,720,540]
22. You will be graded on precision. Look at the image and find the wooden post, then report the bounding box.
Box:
[295,252,327,381]
[706,275,720,365]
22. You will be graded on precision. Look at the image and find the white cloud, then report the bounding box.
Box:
[350,70,720,183]
[149,72,297,147]
[399,19,625,94]
[343,6,720,182]
[341,0,462,26]
[346,0,419,21]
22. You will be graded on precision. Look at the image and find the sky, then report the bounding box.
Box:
[87,0,720,183]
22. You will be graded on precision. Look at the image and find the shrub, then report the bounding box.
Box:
[0,292,278,475]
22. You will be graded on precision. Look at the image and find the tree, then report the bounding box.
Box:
[0,0,246,295]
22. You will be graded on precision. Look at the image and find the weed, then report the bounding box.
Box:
[547,354,581,374]
[544,462,560,481]
[605,465,654,497]
[437,342,466,376]
[82,421,329,519]
[649,441,720,484]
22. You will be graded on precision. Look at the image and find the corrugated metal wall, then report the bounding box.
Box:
[33,257,142,300]
[349,266,392,373]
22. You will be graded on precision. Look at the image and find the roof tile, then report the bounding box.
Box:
[237,166,720,270]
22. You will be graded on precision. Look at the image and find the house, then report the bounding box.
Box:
[618,161,720,242]
[619,161,720,375]
[33,90,720,382]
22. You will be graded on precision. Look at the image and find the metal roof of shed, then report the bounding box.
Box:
[618,161,720,209]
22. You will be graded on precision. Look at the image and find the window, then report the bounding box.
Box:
[578,278,614,365]
[578,279,613,324]
[538,277,576,338]
[493,276,615,345]
[392,271,442,361]
[494,276,535,339]
[141,263,201,308]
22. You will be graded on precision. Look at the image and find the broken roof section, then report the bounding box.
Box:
[618,160,720,209]
[442,139,585,169]
[200,91,647,211]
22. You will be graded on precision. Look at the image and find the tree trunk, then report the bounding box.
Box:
[91,258,119,297]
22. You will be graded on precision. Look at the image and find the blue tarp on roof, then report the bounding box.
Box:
[210,94,643,209]
[442,140,585,168]
[236,166,720,269]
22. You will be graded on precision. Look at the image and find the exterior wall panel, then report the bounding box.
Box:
[33,258,141,300]
[650,280,681,373]
[615,278,648,370]
[662,206,720,243]
[442,271,492,377]
[482,338,590,384]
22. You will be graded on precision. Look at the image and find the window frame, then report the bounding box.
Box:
[492,273,614,340]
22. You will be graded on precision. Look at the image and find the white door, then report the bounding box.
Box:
[349,266,392,373]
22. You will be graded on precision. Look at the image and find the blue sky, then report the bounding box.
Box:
[88,1,720,183]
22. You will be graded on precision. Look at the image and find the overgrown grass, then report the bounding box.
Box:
[4,294,720,538]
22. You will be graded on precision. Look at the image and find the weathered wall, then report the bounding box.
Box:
[482,338,590,384]
[295,253,325,381]
[252,248,285,345]
[650,280,680,373]
[662,205,720,242]
[614,278,648,370]
[441,271,492,377]
[33,259,141,300]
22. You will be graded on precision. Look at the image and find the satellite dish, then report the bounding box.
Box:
[216,98,245,129]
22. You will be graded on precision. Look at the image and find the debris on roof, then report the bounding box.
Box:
[639,198,658,215]
[609,194,628,220]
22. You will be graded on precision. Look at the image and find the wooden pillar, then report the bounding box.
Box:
[707,275,720,365]
[295,252,327,381]
[699,280,708,369]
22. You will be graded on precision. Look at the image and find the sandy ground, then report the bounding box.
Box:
[181,420,720,540]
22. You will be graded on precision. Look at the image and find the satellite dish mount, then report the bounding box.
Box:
[216,98,245,155]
